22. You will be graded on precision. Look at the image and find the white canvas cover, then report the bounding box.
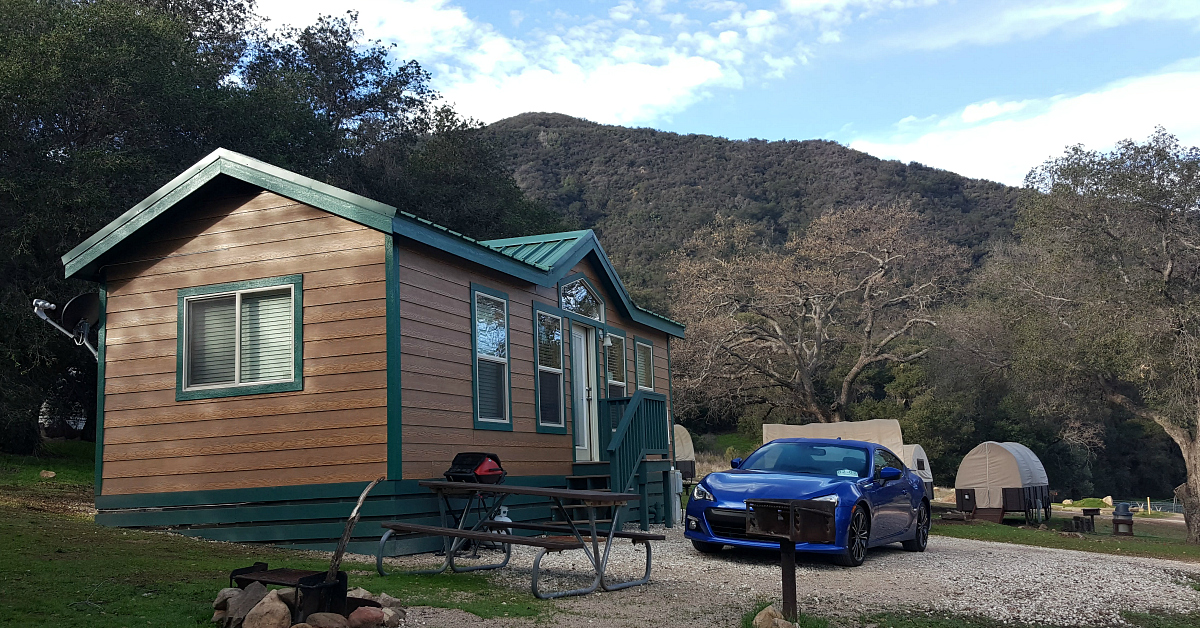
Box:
[673,424,695,461]
[763,419,904,456]
[955,441,1048,508]
[902,444,934,484]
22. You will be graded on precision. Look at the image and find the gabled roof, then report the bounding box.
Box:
[62,148,683,337]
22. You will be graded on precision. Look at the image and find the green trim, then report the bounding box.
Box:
[532,302,568,435]
[557,272,606,324]
[634,335,655,391]
[63,149,396,280]
[94,285,107,496]
[470,283,514,432]
[385,235,403,479]
[393,215,548,285]
[175,274,304,401]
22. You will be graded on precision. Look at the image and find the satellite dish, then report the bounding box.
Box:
[61,293,100,337]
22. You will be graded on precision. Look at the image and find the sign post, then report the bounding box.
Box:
[745,499,837,623]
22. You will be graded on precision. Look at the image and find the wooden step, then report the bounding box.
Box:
[566,474,611,480]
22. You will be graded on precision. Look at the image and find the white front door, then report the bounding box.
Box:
[570,326,598,461]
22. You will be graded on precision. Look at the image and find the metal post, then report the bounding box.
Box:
[780,540,796,622]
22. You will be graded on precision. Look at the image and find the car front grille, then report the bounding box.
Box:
[705,507,777,542]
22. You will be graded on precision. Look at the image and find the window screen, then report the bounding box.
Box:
[475,292,509,423]
[606,335,626,398]
[635,342,653,390]
[536,312,564,427]
[185,287,294,389]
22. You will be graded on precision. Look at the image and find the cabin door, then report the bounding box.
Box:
[570,325,600,462]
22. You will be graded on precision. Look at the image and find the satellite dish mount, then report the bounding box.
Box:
[33,293,100,362]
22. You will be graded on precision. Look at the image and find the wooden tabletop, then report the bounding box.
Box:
[417,480,640,503]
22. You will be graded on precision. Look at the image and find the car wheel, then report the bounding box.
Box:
[902,501,930,552]
[691,539,723,554]
[834,505,870,567]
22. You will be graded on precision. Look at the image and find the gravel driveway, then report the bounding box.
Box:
[375,526,1200,627]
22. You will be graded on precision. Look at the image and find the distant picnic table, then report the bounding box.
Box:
[376,480,664,599]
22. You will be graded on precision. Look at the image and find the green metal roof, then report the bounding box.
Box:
[480,231,592,270]
[61,148,683,337]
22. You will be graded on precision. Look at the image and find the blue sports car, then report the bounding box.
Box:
[684,437,930,566]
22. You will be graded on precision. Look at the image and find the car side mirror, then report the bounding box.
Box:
[730,457,743,469]
[879,466,902,482]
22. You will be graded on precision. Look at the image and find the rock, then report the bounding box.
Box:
[225,581,268,628]
[215,587,243,610]
[1038,524,1048,531]
[39,470,56,479]
[1103,496,1114,506]
[347,606,385,628]
[276,588,296,609]
[244,590,291,628]
[304,613,349,628]
[772,619,795,628]
[346,587,375,600]
[1062,499,1072,505]
[753,604,784,628]
[381,608,403,628]
[213,610,227,624]
[290,624,313,628]
[374,593,404,611]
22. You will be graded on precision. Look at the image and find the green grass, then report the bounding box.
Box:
[0,443,552,626]
[739,600,828,628]
[0,440,95,488]
[713,432,761,458]
[930,512,1200,563]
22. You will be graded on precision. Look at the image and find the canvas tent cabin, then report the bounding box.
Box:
[763,419,905,460]
[62,148,684,554]
[954,441,1050,524]
[901,444,934,498]
[673,424,696,479]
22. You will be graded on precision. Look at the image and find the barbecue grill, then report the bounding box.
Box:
[444,452,506,484]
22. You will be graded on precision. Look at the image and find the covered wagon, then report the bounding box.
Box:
[954,441,1050,524]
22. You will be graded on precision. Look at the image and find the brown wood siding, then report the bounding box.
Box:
[101,189,388,495]
[398,245,573,479]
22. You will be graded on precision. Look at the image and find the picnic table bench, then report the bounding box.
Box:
[376,480,664,599]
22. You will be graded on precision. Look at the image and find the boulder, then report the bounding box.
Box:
[225,582,269,628]
[304,613,349,628]
[347,606,385,628]
[214,587,243,610]
[1062,499,1072,505]
[213,610,227,624]
[39,470,56,479]
[244,591,291,628]
[346,587,375,600]
[753,604,784,628]
[1103,496,1114,506]
[290,625,313,628]
[374,593,403,610]
[275,588,296,609]
[381,608,403,628]
[772,619,796,628]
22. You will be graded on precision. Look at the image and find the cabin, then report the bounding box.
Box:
[62,148,684,554]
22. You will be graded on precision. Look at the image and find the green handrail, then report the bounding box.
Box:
[605,390,669,494]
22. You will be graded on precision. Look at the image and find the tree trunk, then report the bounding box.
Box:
[1178,438,1200,544]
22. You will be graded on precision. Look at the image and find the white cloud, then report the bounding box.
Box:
[892,0,1200,51]
[849,63,1200,185]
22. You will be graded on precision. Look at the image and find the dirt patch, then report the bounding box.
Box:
[0,484,95,516]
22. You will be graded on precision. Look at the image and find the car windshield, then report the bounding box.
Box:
[740,442,870,479]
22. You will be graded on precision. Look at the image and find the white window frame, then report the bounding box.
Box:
[536,311,565,428]
[182,284,296,392]
[606,335,627,398]
[635,341,654,391]
[474,291,511,424]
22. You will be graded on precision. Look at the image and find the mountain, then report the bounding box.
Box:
[485,112,1022,313]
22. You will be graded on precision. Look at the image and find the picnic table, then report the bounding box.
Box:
[376,480,664,599]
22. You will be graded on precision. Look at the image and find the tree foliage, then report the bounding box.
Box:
[670,205,967,426]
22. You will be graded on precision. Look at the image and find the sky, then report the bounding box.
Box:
[252,0,1200,186]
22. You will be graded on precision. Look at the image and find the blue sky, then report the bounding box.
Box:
[253,0,1200,185]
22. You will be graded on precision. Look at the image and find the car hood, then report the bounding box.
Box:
[703,470,855,508]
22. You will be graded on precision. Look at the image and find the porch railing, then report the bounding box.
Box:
[601,391,669,495]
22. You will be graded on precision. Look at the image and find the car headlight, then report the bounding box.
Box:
[811,494,839,506]
[692,483,715,502]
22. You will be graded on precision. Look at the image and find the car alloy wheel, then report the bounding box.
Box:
[835,505,870,566]
[903,502,930,552]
